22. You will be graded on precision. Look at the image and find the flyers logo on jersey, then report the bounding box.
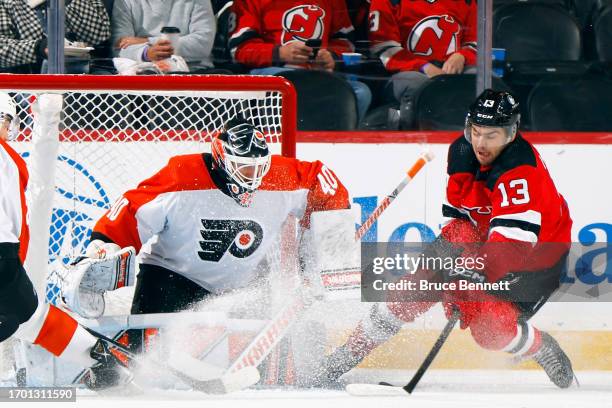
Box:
[281,5,326,44]
[408,15,460,58]
[198,219,263,262]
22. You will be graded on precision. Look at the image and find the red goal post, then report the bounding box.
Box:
[0,74,297,305]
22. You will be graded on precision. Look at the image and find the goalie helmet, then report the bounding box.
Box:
[211,117,271,207]
[464,89,520,143]
[0,92,19,141]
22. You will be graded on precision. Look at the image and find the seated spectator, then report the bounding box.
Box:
[369,0,477,128]
[111,0,216,73]
[229,0,372,124]
[0,0,110,73]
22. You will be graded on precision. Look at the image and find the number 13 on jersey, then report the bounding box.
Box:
[498,179,530,207]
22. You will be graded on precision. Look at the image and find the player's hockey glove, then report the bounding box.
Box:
[57,240,136,319]
[443,266,487,284]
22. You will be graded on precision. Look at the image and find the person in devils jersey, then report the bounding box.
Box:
[0,92,131,391]
[310,89,575,389]
[369,0,477,128]
[228,0,372,124]
[74,117,349,346]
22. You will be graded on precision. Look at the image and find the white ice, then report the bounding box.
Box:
[3,369,611,408]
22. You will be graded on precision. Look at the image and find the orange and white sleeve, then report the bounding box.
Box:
[295,160,350,229]
[91,159,179,252]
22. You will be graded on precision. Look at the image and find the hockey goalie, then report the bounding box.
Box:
[58,117,351,389]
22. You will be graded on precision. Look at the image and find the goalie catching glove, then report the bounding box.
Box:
[57,240,136,319]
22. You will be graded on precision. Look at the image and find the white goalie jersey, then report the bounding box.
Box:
[90,153,349,293]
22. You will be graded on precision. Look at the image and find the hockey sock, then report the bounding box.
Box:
[501,321,543,357]
[30,305,97,366]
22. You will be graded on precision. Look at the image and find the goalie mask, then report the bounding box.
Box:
[0,92,19,141]
[464,89,520,145]
[211,118,271,207]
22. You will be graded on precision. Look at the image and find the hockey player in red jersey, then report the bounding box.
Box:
[64,117,349,348]
[0,92,132,390]
[369,0,477,128]
[311,90,575,389]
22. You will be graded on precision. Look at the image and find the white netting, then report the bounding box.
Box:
[5,78,293,307]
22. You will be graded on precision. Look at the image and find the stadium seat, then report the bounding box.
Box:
[493,3,585,128]
[527,76,612,131]
[493,3,581,62]
[595,6,612,61]
[567,0,609,60]
[414,75,512,131]
[275,70,358,131]
[494,0,569,9]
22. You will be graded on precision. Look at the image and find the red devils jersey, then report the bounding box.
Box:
[229,0,355,67]
[92,153,349,293]
[369,0,477,72]
[442,135,572,282]
[0,139,29,262]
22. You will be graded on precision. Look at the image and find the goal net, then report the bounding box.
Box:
[0,75,298,383]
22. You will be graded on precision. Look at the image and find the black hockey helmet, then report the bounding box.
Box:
[211,117,271,206]
[464,89,521,142]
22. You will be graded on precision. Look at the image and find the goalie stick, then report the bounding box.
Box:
[346,307,460,396]
[227,151,435,375]
[355,150,434,240]
[83,327,259,394]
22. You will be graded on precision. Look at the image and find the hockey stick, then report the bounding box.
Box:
[346,307,460,396]
[355,151,435,240]
[83,327,259,394]
[228,151,435,375]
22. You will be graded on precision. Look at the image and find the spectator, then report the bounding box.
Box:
[369,0,477,128]
[0,0,110,73]
[111,0,216,72]
[229,0,372,124]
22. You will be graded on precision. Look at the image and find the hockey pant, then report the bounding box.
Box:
[124,263,214,353]
[348,220,566,360]
[0,243,96,367]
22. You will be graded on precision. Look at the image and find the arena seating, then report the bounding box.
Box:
[527,76,612,131]
[414,75,512,131]
[594,5,612,62]
[6,0,610,131]
[275,70,359,131]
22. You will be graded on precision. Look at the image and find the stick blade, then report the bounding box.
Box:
[190,366,260,394]
[346,383,408,397]
[220,366,261,394]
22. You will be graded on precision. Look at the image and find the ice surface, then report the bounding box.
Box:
[2,369,609,408]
